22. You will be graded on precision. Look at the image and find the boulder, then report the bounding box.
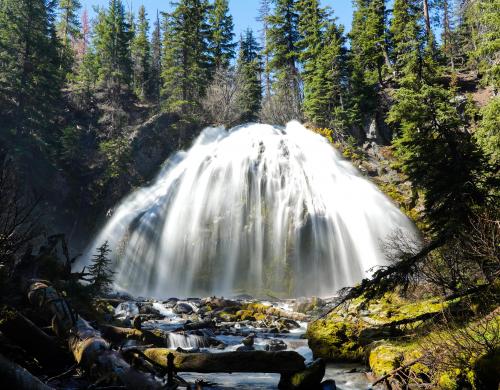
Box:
[280,358,326,390]
[266,339,287,352]
[173,302,194,315]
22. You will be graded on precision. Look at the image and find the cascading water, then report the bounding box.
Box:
[84,122,417,298]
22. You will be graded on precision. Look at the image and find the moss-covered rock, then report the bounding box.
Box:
[306,314,364,361]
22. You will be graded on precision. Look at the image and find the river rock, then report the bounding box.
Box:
[265,339,287,351]
[174,302,194,315]
[163,298,179,308]
[282,358,326,390]
[242,333,255,347]
[138,302,162,317]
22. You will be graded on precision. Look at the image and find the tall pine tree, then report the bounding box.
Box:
[389,0,425,86]
[150,10,162,105]
[161,0,211,113]
[93,0,133,132]
[0,0,63,141]
[208,0,236,71]
[266,0,302,120]
[236,29,262,122]
[131,5,150,101]
[303,19,349,128]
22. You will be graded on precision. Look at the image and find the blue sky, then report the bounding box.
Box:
[80,0,355,37]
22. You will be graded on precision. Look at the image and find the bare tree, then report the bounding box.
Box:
[259,75,303,125]
[0,151,39,278]
[202,66,244,127]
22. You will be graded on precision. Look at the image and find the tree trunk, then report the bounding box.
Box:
[144,348,306,374]
[423,0,432,41]
[27,281,161,389]
[0,353,54,390]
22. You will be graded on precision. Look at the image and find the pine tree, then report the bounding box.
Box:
[388,84,487,234]
[295,0,329,125]
[161,0,211,113]
[0,0,63,141]
[471,0,500,89]
[296,0,326,82]
[257,0,272,98]
[266,0,302,120]
[236,29,262,122]
[389,0,425,86]
[88,241,115,296]
[349,0,389,85]
[303,20,349,128]
[57,0,81,49]
[150,10,162,105]
[93,0,133,132]
[208,0,236,71]
[131,5,150,101]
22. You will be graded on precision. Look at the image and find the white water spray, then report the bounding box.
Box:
[85,122,417,297]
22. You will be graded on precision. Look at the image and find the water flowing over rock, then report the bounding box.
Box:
[84,122,418,297]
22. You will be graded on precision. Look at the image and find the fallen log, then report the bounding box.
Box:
[0,353,54,390]
[0,306,71,369]
[27,281,161,389]
[143,348,306,374]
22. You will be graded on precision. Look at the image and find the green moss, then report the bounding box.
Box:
[368,343,403,376]
[306,315,364,361]
[438,372,459,390]
[235,310,256,321]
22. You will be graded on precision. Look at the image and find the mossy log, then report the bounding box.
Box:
[100,324,172,347]
[143,348,306,374]
[0,353,54,390]
[0,306,71,369]
[27,281,161,389]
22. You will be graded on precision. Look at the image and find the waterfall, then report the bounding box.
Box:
[84,122,418,297]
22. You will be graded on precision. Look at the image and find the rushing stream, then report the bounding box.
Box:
[114,296,372,389]
[85,122,417,298]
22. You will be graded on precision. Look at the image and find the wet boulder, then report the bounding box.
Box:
[266,339,287,352]
[242,333,255,347]
[280,358,326,390]
[174,302,194,315]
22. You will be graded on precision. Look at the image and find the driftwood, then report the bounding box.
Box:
[27,281,161,389]
[0,353,54,390]
[0,306,71,369]
[144,348,306,374]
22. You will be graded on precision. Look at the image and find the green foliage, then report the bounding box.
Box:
[475,96,500,166]
[469,0,500,89]
[236,29,262,122]
[349,0,388,84]
[131,5,150,101]
[389,84,487,234]
[208,0,236,70]
[99,136,131,179]
[266,0,301,117]
[93,0,133,131]
[161,0,211,113]
[88,241,115,296]
[389,0,425,86]
[0,0,64,140]
[302,20,349,129]
[56,0,81,75]
[150,12,162,105]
